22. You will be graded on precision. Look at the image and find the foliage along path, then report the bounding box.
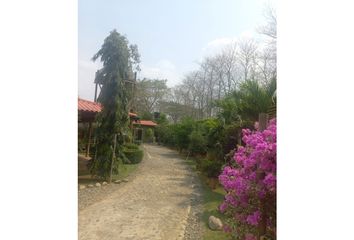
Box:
[79,144,203,240]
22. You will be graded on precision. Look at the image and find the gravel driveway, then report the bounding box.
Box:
[79,144,203,240]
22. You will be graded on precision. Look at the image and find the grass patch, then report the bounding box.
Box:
[113,163,139,180]
[183,154,230,240]
[200,179,229,240]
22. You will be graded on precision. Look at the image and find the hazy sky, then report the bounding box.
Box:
[79,0,273,101]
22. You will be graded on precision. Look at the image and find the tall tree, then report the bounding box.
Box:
[158,100,195,123]
[258,4,277,78]
[135,78,169,114]
[167,7,277,122]
[90,29,140,180]
[258,5,277,40]
[238,38,258,81]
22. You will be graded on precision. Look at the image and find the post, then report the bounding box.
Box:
[109,134,117,183]
[258,113,268,131]
[94,83,98,102]
[258,113,269,239]
[85,122,93,157]
[237,130,242,146]
[94,139,98,161]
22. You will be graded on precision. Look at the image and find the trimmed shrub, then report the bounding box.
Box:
[124,143,139,150]
[122,148,143,164]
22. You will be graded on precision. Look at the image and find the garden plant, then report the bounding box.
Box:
[219,119,276,240]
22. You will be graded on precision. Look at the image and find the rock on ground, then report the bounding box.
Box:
[208,215,223,231]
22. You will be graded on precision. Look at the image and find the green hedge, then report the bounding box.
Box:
[122,148,143,164]
[188,130,207,155]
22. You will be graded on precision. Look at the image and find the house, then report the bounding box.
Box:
[78,98,140,157]
[132,120,158,143]
[78,98,157,156]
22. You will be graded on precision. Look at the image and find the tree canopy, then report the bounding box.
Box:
[135,78,169,114]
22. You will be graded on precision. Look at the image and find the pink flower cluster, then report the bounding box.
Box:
[219,119,276,240]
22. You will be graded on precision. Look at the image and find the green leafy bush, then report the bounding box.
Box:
[221,121,253,155]
[174,118,195,152]
[157,124,177,146]
[188,130,207,155]
[143,128,154,142]
[122,148,143,164]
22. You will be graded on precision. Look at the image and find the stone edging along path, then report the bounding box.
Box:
[79,144,204,240]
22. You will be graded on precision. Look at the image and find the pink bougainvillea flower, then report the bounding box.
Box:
[246,210,261,226]
[219,202,228,213]
[223,225,232,233]
[263,173,276,189]
[218,119,276,239]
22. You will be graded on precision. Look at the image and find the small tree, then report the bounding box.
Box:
[89,30,140,180]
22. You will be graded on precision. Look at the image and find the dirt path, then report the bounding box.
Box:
[79,144,203,240]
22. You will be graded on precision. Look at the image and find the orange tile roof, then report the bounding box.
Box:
[78,98,138,117]
[78,98,102,112]
[133,120,157,127]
